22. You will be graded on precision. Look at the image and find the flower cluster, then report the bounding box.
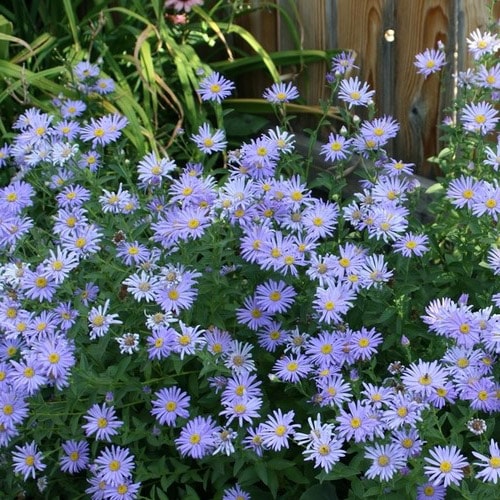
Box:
[0,20,499,500]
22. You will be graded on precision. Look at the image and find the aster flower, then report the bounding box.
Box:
[221,372,262,404]
[240,136,280,178]
[236,295,274,331]
[260,409,299,451]
[151,386,190,426]
[472,439,500,484]
[82,403,123,441]
[224,340,255,373]
[414,48,447,78]
[10,355,47,396]
[360,253,393,288]
[466,28,500,59]
[204,327,233,357]
[220,395,262,427]
[94,445,135,487]
[191,123,227,154]
[12,441,46,480]
[320,133,353,162]
[172,322,205,360]
[364,443,406,481]
[349,327,383,361]
[467,418,487,435]
[316,374,352,408]
[423,445,468,487]
[146,326,176,360]
[303,434,345,473]
[391,428,425,459]
[137,151,176,189]
[460,101,499,135]
[313,283,356,325]
[122,271,160,302]
[263,82,300,104]
[302,199,339,239]
[338,76,375,108]
[115,333,140,355]
[273,353,312,383]
[416,481,447,500]
[41,246,79,284]
[393,232,430,257]
[401,359,449,398]
[359,115,400,148]
[198,71,235,103]
[0,180,35,215]
[336,400,379,443]
[175,415,217,459]
[88,299,122,340]
[330,50,358,75]
[382,392,424,430]
[60,439,90,474]
[222,483,250,500]
[265,126,296,153]
[80,113,128,146]
[471,181,500,220]
[255,279,296,314]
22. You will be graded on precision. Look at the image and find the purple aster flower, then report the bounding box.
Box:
[338,76,375,108]
[0,389,29,429]
[471,181,500,220]
[222,484,250,500]
[236,295,273,331]
[88,299,122,340]
[302,199,339,239]
[243,424,267,457]
[93,77,115,94]
[191,123,227,154]
[460,101,499,135]
[391,428,425,459]
[304,330,343,368]
[382,392,424,430]
[273,353,312,383]
[41,246,79,284]
[260,409,300,451]
[123,271,160,303]
[446,175,484,209]
[263,81,300,104]
[302,434,345,473]
[78,150,101,171]
[32,332,76,389]
[466,29,500,60]
[349,327,383,361]
[393,232,430,257]
[103,479,141,499]
[320,133,353,162]
[313,283,356,324]
[0,180,35,215]
[360,253,393,288]
[73,60,100,81]
[136,151,176,189]
[416,481,446,500]
[153,278,198,315]
[75,281,99,306]
[220,396,262,427]
[240,137,280,178]
[175,415,217,459]
[265,126,296,153]
[10,354,47,396]
[336,401,379,443]
[364,442,406,481]
[401,359,449,398]
[255,279,296,314]
[198,72,235,103]
[0,143,11,167]
[146,326,176,360]
[316,374,352,408]
[80,113,128,146]
[359,115,400,148]
[172,322,205,360]
[223,340,255,373]
[472,439,500,484]
[330,51,358,76]
[204,327,233,357]
[60,99,87,118]
[60,439,90,474]
[487,247,500,275]
[82,403,123,441]
[116,241,150,267]
[423,445,468,487]
[221,372,262,403]
[257,321,288,352]
[55,184,91,209]
[461,377,497,412]
[94,445,135,486]
[12,441,46,480]
[151,386,190,426]
[414,48,447,78]
[20,265,58,302]
[0,215,33,249]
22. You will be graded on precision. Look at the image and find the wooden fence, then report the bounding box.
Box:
[237,0,500,178]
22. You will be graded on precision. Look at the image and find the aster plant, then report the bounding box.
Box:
[0,7,499,500]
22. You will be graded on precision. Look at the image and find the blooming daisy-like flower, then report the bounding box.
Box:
[302,434,345,473]
[466,417,487,436]
[313,283,356,325]
[151,386,190,426]
[115,333,140,355]
[88,299,122,340]
[466,28,500,59]
[364,443,406,481]
[391,428,425,459]
[260,409,300,451]
[82,403,123,441]
[198,71,235,103]
[146,326,176,360]
[94,445,135,487]
[191,123,227,154]
[220,395,262,427]
[222,483,251,500]
[401,359,449,398]
[302,199,339,239]
[338,76,375,108]
[471,181,500,221]
[393,232,430,257]
[315,374,352,408]
[414,48,447,78]
[255,279,296,314]
[472,439,500,484]
[60,439,90,474]
[320,133,353,162]
[137,151,176,189]
[423,445,468,487]
[485,142,500,171]
[360,115,400,148]
[263,82,300,104]
[60,99,87,118]
[349,327,383,361]
[80,113,128,146]
[446,175,484,209]
[236,295,274,331]
[224,340,256,373]
[103,479,141,500]
[0,180,35,215]
[460,101,499,135]
[336,400,379,443]
[330,51,358,75]
[382,392,424,430]
[416,481,446,500]
[12,441,46,480]
[175,415,217,459]
[273,353,312,383]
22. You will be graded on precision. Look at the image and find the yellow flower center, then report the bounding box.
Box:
[275,425,287,436]
[35,277,48,288]
[439,460,452,473]
[350,417,361,429]
[109,460,121,471]
[377,454,390,466]
[165,401,177,411]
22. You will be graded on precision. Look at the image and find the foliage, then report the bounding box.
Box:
[0,2,499,500]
